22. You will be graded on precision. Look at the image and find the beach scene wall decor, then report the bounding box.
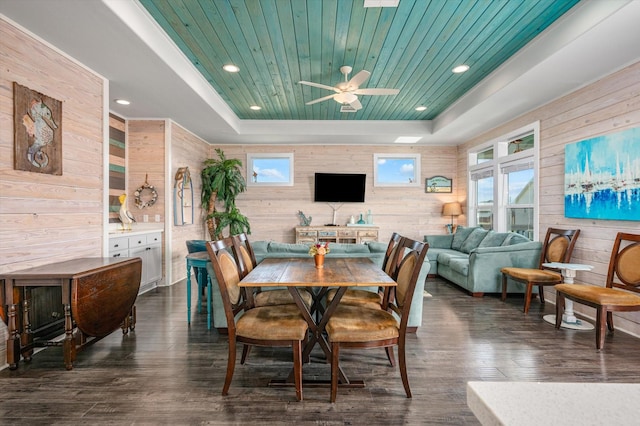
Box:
[564,127,640,221]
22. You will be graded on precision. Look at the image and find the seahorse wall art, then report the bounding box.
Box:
[13,82,63,175]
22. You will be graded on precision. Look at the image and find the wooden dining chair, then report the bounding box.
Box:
[206,238,309,401]
[325,233,405,311]
[233,233,312,308]
[555,232,640,350]
[501,228,580,314]
[325,238,429,402]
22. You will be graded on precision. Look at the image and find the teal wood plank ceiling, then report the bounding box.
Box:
[140,0,581,121]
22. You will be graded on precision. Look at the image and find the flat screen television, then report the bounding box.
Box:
[314,173,366,203]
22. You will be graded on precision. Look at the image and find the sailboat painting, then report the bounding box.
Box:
[565,127,640,221]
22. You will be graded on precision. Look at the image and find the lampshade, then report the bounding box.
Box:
[442,202,462,217]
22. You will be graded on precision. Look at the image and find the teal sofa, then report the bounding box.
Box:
[206,241,431,332]
[424,226,542,297]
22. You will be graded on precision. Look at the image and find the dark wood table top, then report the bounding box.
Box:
[1,257,140,280]
[239,257,396,288]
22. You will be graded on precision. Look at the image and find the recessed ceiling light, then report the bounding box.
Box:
[250,105,261,110]
[115,99,130,105]
[394,136,421,144]
[415,106,427,111]
[452,64,470,74]
[223,64,240,73]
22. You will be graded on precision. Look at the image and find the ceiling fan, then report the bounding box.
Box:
[298,66,399,111]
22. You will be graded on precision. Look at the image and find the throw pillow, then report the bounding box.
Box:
[451,226,477,251]
[478,231,509,248]
[460,228,488,253]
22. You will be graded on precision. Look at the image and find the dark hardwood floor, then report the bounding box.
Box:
[2,276,640,425]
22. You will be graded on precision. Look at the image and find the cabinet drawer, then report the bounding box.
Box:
[146,232,162,245]
[338,230,356,237]
[358,231,378,238]
[128,235,147,248]
[297,237,316,243]
[109,237,129,252]
[109,249,129,259]
[318,231,337,237]
[297,231,317,238]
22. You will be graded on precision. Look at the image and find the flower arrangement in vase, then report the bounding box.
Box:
[309,242,330,268]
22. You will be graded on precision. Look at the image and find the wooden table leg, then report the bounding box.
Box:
[21,287,33,362]
[63,304,75,370]
[7,303,20,370]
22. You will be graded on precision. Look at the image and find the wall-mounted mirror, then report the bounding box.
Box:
[174,167,193,226]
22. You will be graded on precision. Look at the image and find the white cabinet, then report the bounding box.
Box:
[109,230,163,294]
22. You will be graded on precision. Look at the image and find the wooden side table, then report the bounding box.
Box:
[542,262,595,330]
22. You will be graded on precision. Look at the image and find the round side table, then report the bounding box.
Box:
[542,262,595,331]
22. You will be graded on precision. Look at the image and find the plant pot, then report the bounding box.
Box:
[314,254,325,269]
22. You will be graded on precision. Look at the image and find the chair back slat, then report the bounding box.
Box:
[382,232,402,276]
[609,233,640,292]
[540,228,580,269]
[388,238,429,329]
[206,237,246,332]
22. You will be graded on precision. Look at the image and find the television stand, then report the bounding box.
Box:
[295,225,378,244]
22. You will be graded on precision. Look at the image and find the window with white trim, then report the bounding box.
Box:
[468,123,539,239]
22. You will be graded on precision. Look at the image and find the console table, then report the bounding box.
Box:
[1,257,141,370]
[295,225,378,244]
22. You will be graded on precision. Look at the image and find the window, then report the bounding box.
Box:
[468,123,539,238]
[373,153,421,187]
[247,153,294,186]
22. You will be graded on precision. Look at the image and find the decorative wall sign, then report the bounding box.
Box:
[426,176,452,193]
[174,167,193,226]
[565,127,640,221]
[13,82,62,175]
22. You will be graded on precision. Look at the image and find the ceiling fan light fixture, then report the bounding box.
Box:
[452,64,470,74]
[222,64,240,73]
[334,92,357,104]
[415,106,427,111]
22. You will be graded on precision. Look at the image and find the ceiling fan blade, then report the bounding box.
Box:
[347,70,370,89]
[305,93,337,105]
[354,88,399,95]
[298,81,339,92]
[349,98,363,110]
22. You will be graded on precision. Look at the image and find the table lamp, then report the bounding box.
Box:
[442,202,462,234]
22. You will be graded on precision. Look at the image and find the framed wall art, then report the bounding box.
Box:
[426,175,452,193]
[565,127,640,221]
[13,82,62,175]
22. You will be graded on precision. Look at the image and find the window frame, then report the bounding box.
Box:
[246,153,294,187]
[468,122,540,238]
[373,153,421,187]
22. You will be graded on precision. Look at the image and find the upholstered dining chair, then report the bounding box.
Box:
[206,238,309,401]
[325,238,429,402]
[233,233,312,309]
[555,232,640,350]
[501,228,580,314]
[325,233,404,312]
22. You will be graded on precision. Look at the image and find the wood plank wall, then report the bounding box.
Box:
[212,145,458,244]
[0,18,104,273]
[457,60,640,336]
[169,122,209,284]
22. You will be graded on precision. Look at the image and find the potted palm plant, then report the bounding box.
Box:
[201,148,250,240]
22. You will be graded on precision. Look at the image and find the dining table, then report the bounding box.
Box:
[239,256,396,387]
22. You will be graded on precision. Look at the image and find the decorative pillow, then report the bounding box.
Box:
[451,226,477,251]
[460,228,488,253]
[503,233,531,246]
[478,231,509,248]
